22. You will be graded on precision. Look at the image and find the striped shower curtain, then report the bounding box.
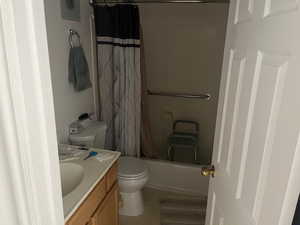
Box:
[94,4,141,156]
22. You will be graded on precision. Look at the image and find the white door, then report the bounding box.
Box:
[205,0,300,225]
[0,0,64,225]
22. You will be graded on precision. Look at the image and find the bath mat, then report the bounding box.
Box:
[160,195,207,225]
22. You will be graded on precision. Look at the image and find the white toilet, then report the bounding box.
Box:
[69,120,148,216]
[69,120,107,148]
[118,156,148,216]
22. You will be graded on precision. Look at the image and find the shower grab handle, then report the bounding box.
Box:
[147,90,211,100]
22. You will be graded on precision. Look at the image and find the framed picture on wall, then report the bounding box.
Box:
[60,0,80,22]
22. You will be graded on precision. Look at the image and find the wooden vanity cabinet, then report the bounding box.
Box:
[66,161,119,225]
[91,184,119,225]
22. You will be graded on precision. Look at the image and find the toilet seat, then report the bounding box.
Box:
[118,156,149,216]
[118,157,148,179]
[119,172,148,180]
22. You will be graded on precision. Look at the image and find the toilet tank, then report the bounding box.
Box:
[69,121,107,148]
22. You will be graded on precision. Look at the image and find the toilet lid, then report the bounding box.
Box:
[69,121,106,143]
[118,157,147,178]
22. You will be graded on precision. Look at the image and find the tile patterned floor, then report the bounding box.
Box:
[119,188,204,225]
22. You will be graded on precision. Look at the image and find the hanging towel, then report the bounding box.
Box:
[68,46,91,92]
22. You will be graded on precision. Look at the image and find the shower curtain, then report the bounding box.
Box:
[94,4,141,156]
[94,4,157,158]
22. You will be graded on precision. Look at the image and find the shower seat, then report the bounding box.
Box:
[167,120,199,162]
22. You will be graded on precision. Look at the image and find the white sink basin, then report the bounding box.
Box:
[60,162,84,197]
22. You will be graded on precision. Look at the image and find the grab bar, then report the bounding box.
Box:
[147,90,211,100]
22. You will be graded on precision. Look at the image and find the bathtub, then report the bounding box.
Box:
[143,159,209,196]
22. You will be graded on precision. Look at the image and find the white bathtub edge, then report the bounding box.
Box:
[143,158,209,196]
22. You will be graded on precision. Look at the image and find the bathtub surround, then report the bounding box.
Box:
[141,29,158,158]
[139,4,228,164]
[44,0,94,143]
[94,5,141,156]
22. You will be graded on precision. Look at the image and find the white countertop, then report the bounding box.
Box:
[61,148,120,222]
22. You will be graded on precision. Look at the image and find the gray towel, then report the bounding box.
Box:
[68,46,92,92]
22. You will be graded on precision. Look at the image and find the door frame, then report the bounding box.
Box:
[0,0,64,225]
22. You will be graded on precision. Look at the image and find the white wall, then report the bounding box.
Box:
[44,0,94,143]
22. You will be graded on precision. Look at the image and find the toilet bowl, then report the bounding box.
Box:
[68,120,148,216]
[118,157,148,216]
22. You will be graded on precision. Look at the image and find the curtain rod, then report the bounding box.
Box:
[90,0,229,5]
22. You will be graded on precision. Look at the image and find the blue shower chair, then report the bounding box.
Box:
[167,120,199,162]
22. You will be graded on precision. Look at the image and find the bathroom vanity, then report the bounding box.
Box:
[61,149,120,225]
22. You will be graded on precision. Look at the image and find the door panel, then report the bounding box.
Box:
[234,0,254,24]
[217,50,247,166]
[242,53,288,221]
[263,0,298,17]
[206,0,300,224]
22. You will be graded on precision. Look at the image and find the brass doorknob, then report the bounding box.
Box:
[201,165,215,177]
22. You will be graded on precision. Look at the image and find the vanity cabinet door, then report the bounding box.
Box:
[86,221,94,225]
[67,178,107,225]
[92,183,119,225]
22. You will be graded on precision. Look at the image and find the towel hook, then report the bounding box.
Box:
[69,29,81,48]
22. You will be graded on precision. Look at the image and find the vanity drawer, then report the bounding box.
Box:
[105,161,118,192]
[67,177,106,225]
